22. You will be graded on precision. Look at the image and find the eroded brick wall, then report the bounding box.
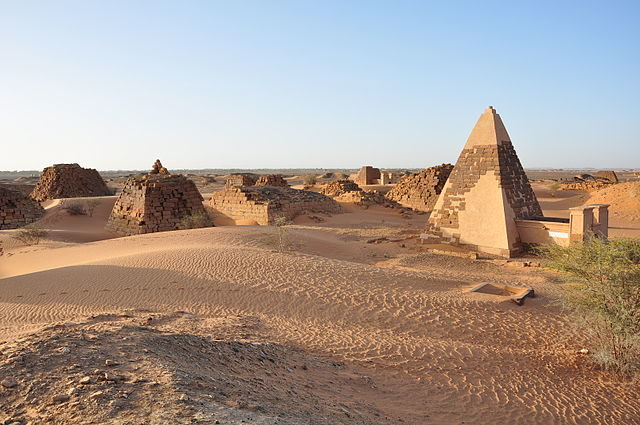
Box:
[31,164,111,201]
[107,174,210,235]
[385,164,453,212]
[0,187,45,229]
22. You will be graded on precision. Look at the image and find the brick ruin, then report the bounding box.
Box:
[385,164,454,212]
[207,186,342,225]
[255,174,289,187]
[225,174,257,188]
[595,170,619,184]
[106,160,211,236]
[353,166,381,185]
[321,180,362,197]
[0,187,45,229]
[560,171,619,191]
[31,163,111,202]
[427,107,543,257]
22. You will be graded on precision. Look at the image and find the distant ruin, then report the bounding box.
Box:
[106,160,211,236]
[0,187,45,229]
[561,171,619,191]
[255,174,289,187]
[208,186,342,225]
[427,106,608,257]
[353,167,400,186]
[321,180,362,197]
[225,174,257,188]
[385,164,453,212]
[31,163,111,201]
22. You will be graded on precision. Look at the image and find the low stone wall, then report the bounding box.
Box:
[0,187,45,229]
[255,174,288,187]
[385,164,453,212]
[208,186,342,225]
[321,180,362,197]
[225,174,257,188]
[31,163,111,201]
[107,174,211,236]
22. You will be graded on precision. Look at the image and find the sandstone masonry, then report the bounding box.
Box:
[31,163,111,202]
[0,187,45,229]
[106,161,211,236]
[385,164,453,212]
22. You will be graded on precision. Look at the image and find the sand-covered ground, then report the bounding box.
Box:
[1,183,639,424]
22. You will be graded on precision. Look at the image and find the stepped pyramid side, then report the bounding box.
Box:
[428,107,542,257]
[106,160,211,236]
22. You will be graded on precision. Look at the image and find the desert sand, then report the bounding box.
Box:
[1,182,639,424]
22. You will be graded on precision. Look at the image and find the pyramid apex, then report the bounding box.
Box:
[464,106,509,148]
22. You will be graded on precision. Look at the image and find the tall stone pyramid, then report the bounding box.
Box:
[428,106,542,257]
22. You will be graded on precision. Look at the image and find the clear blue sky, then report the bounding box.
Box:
[1,0,638,171]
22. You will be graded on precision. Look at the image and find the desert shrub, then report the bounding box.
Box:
[541,238,640,373]
[84,199,102,217]
[12,224,49,246]
[179,213,210,230]
[303,174,317,186]
[62,201,87,216]
[549,182,561,196]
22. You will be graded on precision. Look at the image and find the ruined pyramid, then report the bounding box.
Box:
[428,106,542,257]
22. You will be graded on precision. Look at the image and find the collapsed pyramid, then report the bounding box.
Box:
[106,160,211,236]
[428,107,542,257]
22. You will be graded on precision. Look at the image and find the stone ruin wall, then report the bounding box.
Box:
[385,164,453,212]
[321,180,362,197]
[225,174,257,188]
[353,166,381,186]
[31,163,111,202]
[208,187,342,225]
[255,174,289,187]
[0,187,45,229]
[429,142,542,233]
[595,170,619,184]
[107,174,210,236]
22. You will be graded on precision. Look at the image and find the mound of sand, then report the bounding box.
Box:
[0,313,390,425]
[586,181,640,220]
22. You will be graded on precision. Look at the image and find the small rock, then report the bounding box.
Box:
[1,378,17,388]
[60,347,71,354]
[578,348,590,354]
[68,387,80,395]
[104,360,119,367]
[79,376,92,385]
[89,390,104,399]
[52,394,70,403]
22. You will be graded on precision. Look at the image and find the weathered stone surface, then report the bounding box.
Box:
[225,174,257,188]
[353,166,380,186]
[385,164,453,212]
[207,186,342,225]
[31,164,111,202]
[106,161,211,236]
[255,174,288,187]
[321,180,362,197]
[0,187,45,229]
[594,170,619,184]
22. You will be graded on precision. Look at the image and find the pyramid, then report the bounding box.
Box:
[106,160,212,236]
[428,107,542,257]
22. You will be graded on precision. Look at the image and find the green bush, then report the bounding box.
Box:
[303,174,317,186]
[541,238,640,373]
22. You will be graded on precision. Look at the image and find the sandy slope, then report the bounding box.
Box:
[1,224,639,424]
[1,189,639,424]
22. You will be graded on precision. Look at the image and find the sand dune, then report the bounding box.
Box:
[1,222,638,424]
